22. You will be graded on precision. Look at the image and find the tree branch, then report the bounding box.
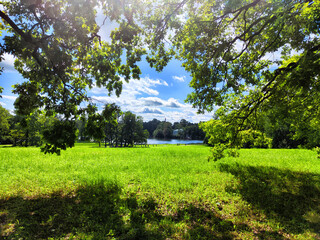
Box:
[233,43,320,127]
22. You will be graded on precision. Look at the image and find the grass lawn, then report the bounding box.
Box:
[0,143,319,239]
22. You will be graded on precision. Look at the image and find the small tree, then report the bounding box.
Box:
[134,116,149,145]
[120,111,137,147]
[102,103,122,147]
[85,113,105,148]
[0,105,12,144]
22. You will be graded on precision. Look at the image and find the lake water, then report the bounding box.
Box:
[147,139,203,145]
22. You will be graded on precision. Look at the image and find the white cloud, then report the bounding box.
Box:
[89,84,111,95]
[88,75,213,123]
[165,98,184,108]
[90,95,123,105]
[140,107,164,115]
[134,97,213,123]
[0,101,6,106]
[90,76,168,97]
[139,97,164,107]
[147,108,212,123]
[234,39,245,53]
[0,53,17,72]
[172,75,186,82]
[138,97,185,109]
[124,77,168,96]
[2,95,17,101]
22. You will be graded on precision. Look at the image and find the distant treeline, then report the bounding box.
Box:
[3,100,318,150]
[77,104,149,147]
[0,104,204,148]
[143,119,205,140]
[0,105,51,147]
[0,104,149,148]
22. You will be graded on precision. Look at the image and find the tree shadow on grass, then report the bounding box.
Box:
[172,204,240,239]
[0,182,166,239]
[219,163,320,236]
[0,180,295,239]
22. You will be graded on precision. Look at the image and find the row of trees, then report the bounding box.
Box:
[143,119,205,140]
[80,104,149,147]
[1,101,206,150]
[0,103,149,152]
[0,105,54,147]
[200,92,320,160]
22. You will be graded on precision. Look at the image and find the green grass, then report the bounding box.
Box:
[0,144,320,239]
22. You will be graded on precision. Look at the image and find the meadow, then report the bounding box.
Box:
[0,143,319,239]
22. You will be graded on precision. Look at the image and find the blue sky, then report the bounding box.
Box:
[0,9,214,123]
[0,5,215,123]
[0,52,213,123]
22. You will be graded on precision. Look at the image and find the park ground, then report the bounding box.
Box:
[0,143,320,239]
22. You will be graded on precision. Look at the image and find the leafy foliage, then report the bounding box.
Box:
[41,119,77,155]
[0,0,147,153]
[240,129,272,149]
[83,104,148,147]
[144,118,205,140]
[143,118,161,138]
[0,104,11,143]
[10,111,45,147]
[153,121,173,139]
[1,0,320,154]
[117,111,146,147]
[144,0,320,153]
[85,112,106,147]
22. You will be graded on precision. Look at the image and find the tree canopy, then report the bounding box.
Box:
[148,0,319,114]
[0,0,146,153]
[146,0,319,150]
[1,0,319,153]
[140,0,320,158]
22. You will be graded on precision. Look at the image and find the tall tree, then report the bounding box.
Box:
[120,111,137,147]
[134,116,149,145]
[102,103,122,147]
[85,112,105,148]
[9,110,52,147]
[76,117,87,142]
[0,0,146,153]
